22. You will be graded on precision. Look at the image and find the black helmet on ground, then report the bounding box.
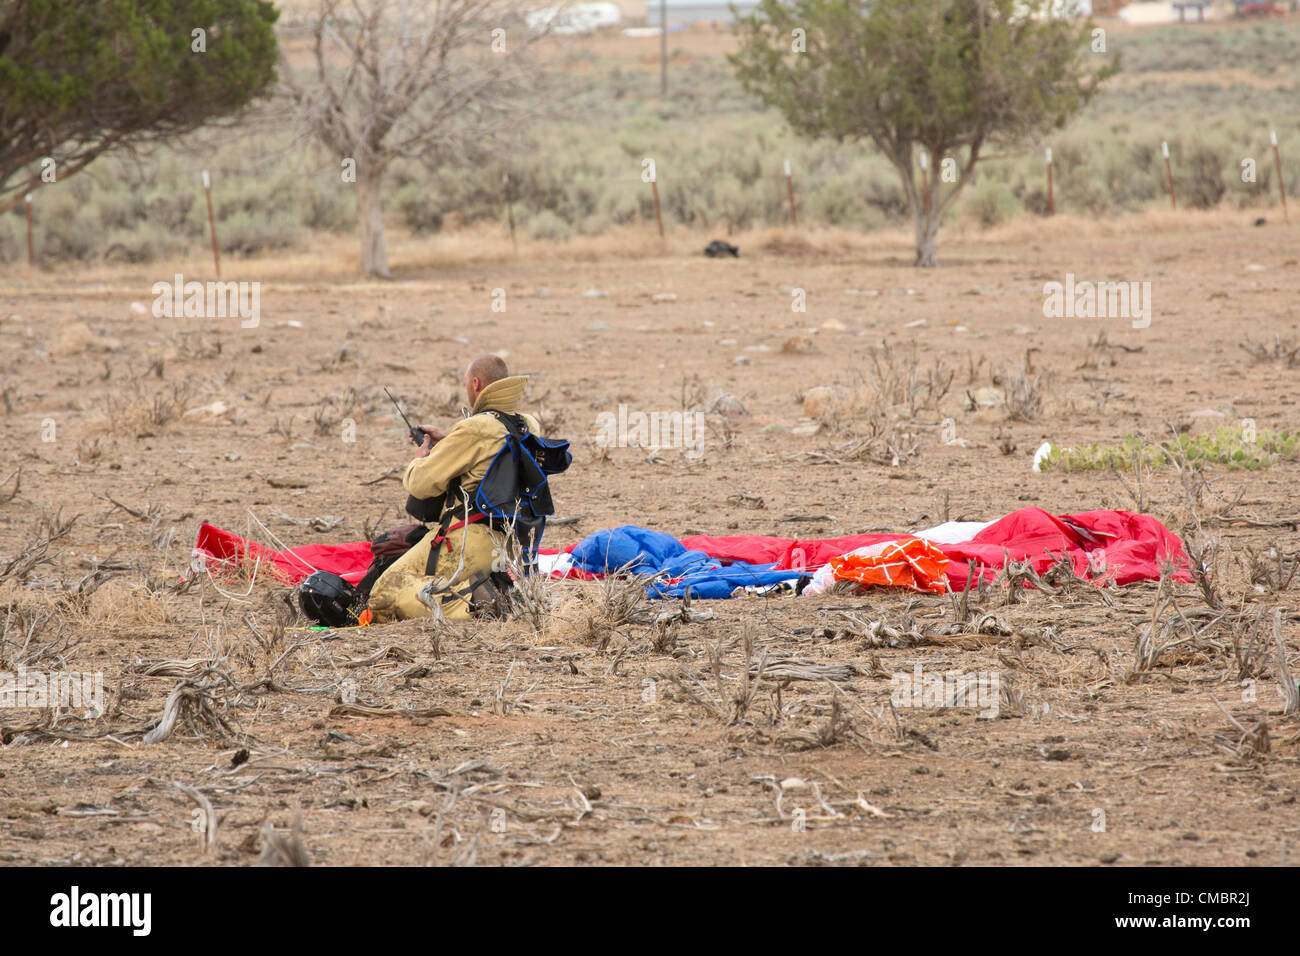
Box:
[299,571,360,628]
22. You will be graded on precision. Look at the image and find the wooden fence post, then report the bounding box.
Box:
[1161,141,1176,210]
[1045,147,1054,216]
[784,159,798,228]
[203,169,221,278]
[1271,129,1288,223]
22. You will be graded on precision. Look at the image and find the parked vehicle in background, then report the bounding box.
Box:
[527,3,621,34]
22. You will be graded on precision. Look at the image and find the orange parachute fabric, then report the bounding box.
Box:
[828,537,951,594]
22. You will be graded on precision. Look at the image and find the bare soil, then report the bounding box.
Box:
[1,219,1298,866]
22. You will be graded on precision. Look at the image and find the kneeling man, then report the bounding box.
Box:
[368,355,541,621]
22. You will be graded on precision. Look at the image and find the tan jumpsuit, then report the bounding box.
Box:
[368,376,539,622]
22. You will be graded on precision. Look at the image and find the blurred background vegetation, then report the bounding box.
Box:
[3,18,1297,263]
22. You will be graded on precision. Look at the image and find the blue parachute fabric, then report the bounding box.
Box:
[568,525,802,599]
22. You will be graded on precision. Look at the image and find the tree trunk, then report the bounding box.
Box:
[357,172,390,278]
[912,204,940,268]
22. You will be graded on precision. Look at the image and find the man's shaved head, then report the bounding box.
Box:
[467,354,509,387]
[465,354,509,406]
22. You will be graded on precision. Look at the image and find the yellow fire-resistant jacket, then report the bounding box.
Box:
[402,374,540,515]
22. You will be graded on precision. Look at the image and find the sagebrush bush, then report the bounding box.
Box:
[219,208,301,255]
[525,209,572,240]
[969,178,1018,228]
[103,225,166,264]
[0,215,20,263]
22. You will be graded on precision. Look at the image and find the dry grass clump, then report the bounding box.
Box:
[103,382,197,437]
[1,578,178,661]
[79,579,180,630]
[776,692,868,752]
[545,570,663,650]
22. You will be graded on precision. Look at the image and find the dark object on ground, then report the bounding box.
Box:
[299,571,361,627]
[1254,217,1267,226]
[705,240,740,258]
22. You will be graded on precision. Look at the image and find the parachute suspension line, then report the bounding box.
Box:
[201,547,262,605]
[245,508,324,577]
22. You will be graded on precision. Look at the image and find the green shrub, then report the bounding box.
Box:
[0,215,20,262]
[1175,142,1228,209]
[219,208,300,255]
[1041,427,1299,473]
[967,177,1017,228]
[300,177,354,232]
[525,209,572,240]
[94,190,139,231]
[103,225,166,263]
[395,182,445,234]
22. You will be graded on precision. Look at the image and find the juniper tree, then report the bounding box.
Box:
[0,0,279,214]
[730,0,1112,266]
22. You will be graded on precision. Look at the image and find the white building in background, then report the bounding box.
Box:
[1117,2,1207,24]
[644,0,762,26]
[528,3,622,34]
[1013,0,1094,15]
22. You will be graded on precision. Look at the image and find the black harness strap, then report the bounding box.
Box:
[424,476,464,577]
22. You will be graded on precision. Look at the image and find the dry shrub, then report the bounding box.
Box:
[545,569,663,650]
[996,352,1046,423]
[0,509,76,583]
[1244,544,1299,594]
[2,578,176,658]
[1239,334,1300,368]
[0,589,72,670]
[755,229,819,257]
[810,341,953,434]
[103,382,197,437]
[858,341,953,419]
[258,817,311,867]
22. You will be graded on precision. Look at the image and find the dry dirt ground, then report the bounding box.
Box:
[1,218,1298,866]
